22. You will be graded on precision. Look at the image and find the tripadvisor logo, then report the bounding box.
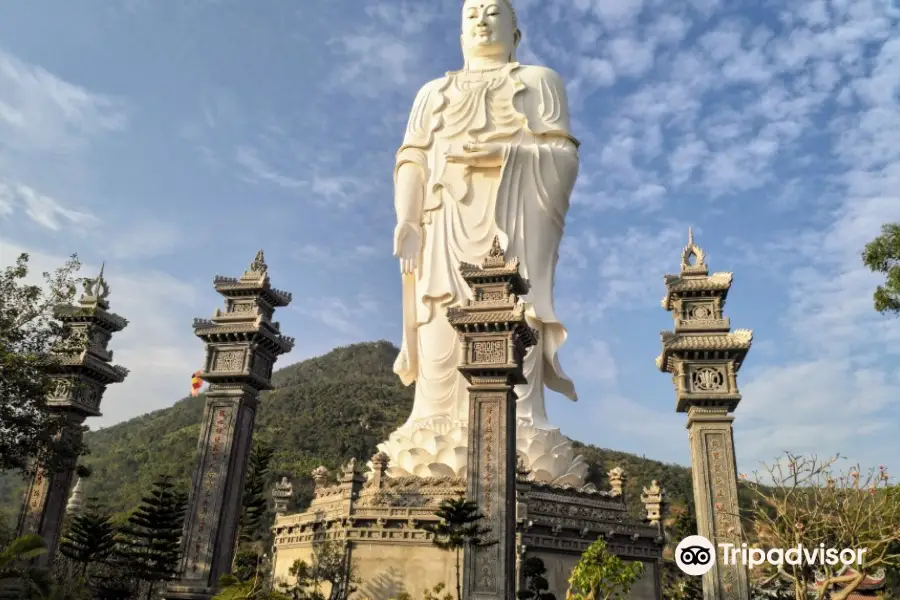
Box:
[675,535,868,576]
[675,535,717,576]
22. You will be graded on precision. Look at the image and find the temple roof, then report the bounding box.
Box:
[655,329,753,371]
[660,229,735,309]
[212,250,293,306]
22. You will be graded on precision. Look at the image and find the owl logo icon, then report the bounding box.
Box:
[675,535,717,576]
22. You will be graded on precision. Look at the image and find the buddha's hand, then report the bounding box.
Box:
[445,142,506,168]
[393,221,421,275]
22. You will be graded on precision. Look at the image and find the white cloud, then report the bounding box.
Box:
[0,47,126,155]
[0,181,98,231]
[739,361,899,469]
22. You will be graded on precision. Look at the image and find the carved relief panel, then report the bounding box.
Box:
[687,364,729,394]
[211,348,246,373]
[471,338,507,365]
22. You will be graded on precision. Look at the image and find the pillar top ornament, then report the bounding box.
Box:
[48,263,130,416]
[212,249,292,307]
[661,229,734,312]
[272,477,293,514]
[607,467,626,497]
[657,229,753,413]
[194,250,294,391]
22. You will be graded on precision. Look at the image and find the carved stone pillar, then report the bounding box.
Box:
[272,477,293,515]
[687,408,747,600]
[447,237,537,600]
[166,251,293,600]
[17,266,129,566]
[656,230,751,600]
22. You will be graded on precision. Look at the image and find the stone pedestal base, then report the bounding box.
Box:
[272,471,664,600]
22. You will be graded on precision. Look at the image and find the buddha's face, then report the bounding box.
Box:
[460,0,519,61]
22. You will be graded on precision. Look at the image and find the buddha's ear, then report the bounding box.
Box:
[513,28,522,47]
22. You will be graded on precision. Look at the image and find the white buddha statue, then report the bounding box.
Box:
[378,0,588,486]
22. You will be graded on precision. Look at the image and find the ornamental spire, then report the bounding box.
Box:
[79,261,111,308]
[680,227,707,275]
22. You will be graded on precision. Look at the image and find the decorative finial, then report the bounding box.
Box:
[607,466,626,497]
[680,228,707,274]
[251,250,266,273]
[240,249,269,281]
[80,262,111,305]
[489,236,503,258]
[482,235,508,268]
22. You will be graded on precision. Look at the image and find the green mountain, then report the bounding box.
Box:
[1,341,707,527]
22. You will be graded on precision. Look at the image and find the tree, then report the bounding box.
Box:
[862,222,900,315]
[239,443,275,546]
[58,498,117,580]
[0,535,52,599]
[423,496,494,600]
[276,542,359,600]
[214,551,289,600]
[745,452,900,600]
[0,253,87,474]
[115,475,188,600]
[518,556,556,600]
[565,538,644,600]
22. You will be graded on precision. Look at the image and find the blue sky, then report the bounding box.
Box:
[1,0,899,477]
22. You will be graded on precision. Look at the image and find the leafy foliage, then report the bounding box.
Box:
[0,253,87,475]
[744,453,900,600]
[862,222,900,315]
[424,496,494,600]
[274,541,359,600]
[214,551,287,600]
[0,534,52,599]
[565,538,644,600]
[114,474,188,600]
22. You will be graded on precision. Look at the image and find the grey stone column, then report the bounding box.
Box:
[166,251,293,600]
[463,377,518,600]
[687,408,748,600]
[656,230,752,600]
[447,236,536,600]
[17,266,128,566]
[17,417,84,566]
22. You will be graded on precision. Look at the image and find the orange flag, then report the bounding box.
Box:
[191,370,203,397]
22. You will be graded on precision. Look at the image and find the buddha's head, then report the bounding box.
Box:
[460,0,521,66]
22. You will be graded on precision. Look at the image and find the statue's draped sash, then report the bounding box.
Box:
[393,62,579,405]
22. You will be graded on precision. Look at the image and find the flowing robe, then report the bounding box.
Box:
[393,62,579,434]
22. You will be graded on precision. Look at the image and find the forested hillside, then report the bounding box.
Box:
[1,341,713,525]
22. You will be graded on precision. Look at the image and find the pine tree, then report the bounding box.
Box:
[115,475,187,600]
[58,498,116,579]
[239,443,274,545]
[423,496,494,600]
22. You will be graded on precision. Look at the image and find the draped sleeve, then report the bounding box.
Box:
[394,77,447,179]
[515,65,580,148]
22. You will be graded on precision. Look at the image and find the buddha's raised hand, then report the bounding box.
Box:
[445,142,505,168]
